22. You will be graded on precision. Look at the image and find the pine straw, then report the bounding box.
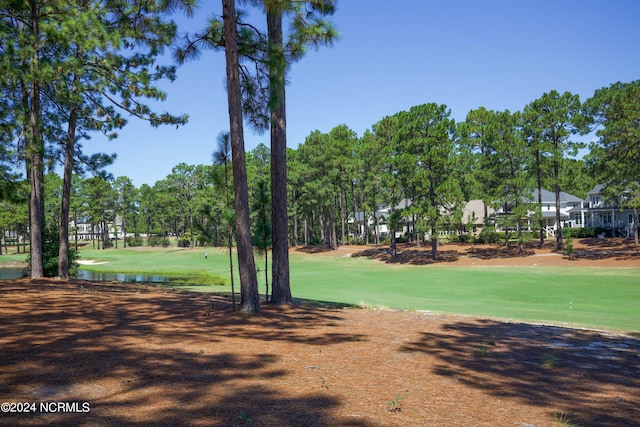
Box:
[0,275,638,427]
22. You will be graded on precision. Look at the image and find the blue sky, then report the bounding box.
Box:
[79,0,640,187]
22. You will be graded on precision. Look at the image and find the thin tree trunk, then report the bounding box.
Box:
[268,7,292,305]
[25,3,44,278]
[390,189,396,258]
[634,206,638,246]
[114,214,118,249]
[536,150,544,248]
[351,181,356,244]
[319,212,325,245]
[304,216,308,246]
[431,225,438,259]
[339,189,345,245]
[223,164,236,309]
[122,215,127,248]
[222,0,259,313]
[59,92,78,278]
[28,86,44,278]
[292,187,298,247]
[330,203,337,250]
[554,160,563,250]
[74,210,78,251]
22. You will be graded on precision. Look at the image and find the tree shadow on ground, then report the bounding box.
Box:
[351,247,460,265]
[295,245,338,254]
[0,279,372,426]
[401,319,640,427]
[465,246,536,259]
[296,239,640,264]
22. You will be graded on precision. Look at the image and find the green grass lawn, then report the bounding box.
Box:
[10,246,639,332]
[0,253,27,264]
[288,254,640,332]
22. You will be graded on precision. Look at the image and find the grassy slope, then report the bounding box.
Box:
[0,254,27,264]
[32,247,640,332]
[289,255,640,332]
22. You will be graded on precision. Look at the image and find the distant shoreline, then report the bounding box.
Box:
[0,261,27,268]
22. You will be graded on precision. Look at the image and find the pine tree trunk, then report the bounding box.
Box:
[554,161,563,251]
[634,207,638,246]
[268,7,292,305]
[292,187,298,247]
[25,3,44,278]
[59,95,78,278]
[303,217,308,246]
[28,87,44,277]
[330,202,337,250]
[339,189,345,245]
[319,212,325,245]
[222,0,259,312]
[536,150,544,248]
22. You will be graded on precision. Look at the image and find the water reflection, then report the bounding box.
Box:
[0,267,25,280]
[75,270,172,283]
[0,268,180,285]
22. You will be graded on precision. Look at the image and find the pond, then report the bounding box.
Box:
[0,267,25,280]
[0,268,176,284]
[74,270,173,284]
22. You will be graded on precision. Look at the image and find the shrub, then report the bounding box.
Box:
[148,235,170,247]
[563,227,609,238]
[478,229,503,244]
[456,233,474,243]
[125,236,144,247]
[25,225,79,277]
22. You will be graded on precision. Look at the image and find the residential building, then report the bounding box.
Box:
[349,184,638,242]
[69,216,125,241]
[569,184,639,237]
[492,189,583,238]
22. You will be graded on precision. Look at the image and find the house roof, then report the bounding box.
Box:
[541,211,569,219]
[529,189,582,204]
[461,200,493,224]
[587,184,605,195]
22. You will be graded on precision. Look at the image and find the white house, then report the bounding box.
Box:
[69,215,125,241]
[350,199,492,240]
[568,184,639,237]
[349,184,638,241]
[500,189,583,237]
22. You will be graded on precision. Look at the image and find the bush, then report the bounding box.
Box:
[25,225,79,277]
[125,236,144,247]
[148,235,170,247]
[455,234,475,243]
[563,227,609,238]
[478,229,503,244]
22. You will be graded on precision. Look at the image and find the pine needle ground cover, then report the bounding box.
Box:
[0,279,638,426]
[1,239,639,426]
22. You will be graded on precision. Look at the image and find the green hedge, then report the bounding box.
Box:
[563,227,609,238]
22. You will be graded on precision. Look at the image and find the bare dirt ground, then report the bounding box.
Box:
[1,238,639,426]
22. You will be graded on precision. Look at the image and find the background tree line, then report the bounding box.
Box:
[3,81,638,262]
[1,1,638,313]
